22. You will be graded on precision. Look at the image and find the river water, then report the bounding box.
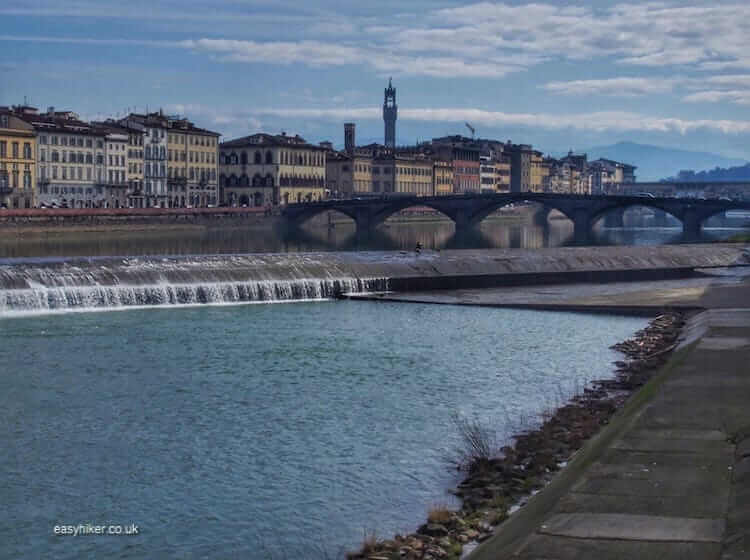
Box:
[0,300,645,559]
[0,217,741,259]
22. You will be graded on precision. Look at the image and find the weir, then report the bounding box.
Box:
[0,255,388,313]
[0,245,746,315]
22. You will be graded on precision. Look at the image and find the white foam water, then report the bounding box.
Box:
[0,257,388,315]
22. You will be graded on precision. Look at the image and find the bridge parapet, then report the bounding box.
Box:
[281,193,750,243]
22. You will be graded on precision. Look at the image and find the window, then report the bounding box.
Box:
[12,142,19,158]
[0,141,7,157]
[0,115,8,128]
[86,139,93,148]
[265,151,272,164]
[61,136,68,146]
[52,136,58,145]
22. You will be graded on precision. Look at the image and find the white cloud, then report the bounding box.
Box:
[543,77,679,97]
[249,106,750,135]
[683,90,750,105]
[8,1,750,84]
[180,39,364,67]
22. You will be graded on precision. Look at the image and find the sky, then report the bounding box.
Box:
[3,0,750,161]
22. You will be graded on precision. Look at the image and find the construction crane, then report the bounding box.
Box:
[465,122,475,139]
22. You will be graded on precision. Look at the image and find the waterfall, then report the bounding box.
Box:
[0,256,389,315]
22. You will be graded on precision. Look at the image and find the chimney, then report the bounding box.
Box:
[48,106,55,115]
[344,122,355,154]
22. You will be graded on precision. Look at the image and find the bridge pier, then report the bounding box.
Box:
[533,206,551,227]
[603,208,625,228]
[573,209,592,245]
[352,207,376,232]
[682,209,702,241]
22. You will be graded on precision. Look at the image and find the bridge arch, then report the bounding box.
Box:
[285,204,359,227]
[369,200,457,228]
[460,197,577,228]
[589,200,682,228]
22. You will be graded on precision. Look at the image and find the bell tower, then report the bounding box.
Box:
[383,78,397,149]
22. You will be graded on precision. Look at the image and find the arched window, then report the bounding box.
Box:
[240,174,249,187]
[241,151,248,165]
[252,174,263,187]
[231,153,238,165]
[265,150,273,164]
[265,174,274,187]
[254,151,262,164]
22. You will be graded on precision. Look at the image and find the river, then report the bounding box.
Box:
[0,300,645,559]
[0,216,737,558]
[0,217,741,259]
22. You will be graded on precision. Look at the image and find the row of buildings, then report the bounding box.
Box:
[0,105,220,209]
[1,84,636,209]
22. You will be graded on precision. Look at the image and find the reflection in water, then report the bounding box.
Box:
[0,215,745,258]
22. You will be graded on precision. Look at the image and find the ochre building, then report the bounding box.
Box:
[0,109,36,208]
[219,133,326,207]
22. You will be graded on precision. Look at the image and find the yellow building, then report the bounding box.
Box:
[370,153,433,196]
[495,159,511,192]
[326,153,373,197]
[529,150,549,193]
[433,159,453,195]
[167,118,219,207]
[220,133,326,206]
[0,109,36,208]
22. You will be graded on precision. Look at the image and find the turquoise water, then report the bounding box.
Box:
[0,301,645,558]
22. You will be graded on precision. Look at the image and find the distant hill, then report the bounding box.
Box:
[664,162,750,182]
[579,141,747,182]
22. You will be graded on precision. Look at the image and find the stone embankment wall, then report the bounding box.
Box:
[0,207,277,229]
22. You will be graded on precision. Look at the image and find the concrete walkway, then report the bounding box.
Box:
[469,281,750,559]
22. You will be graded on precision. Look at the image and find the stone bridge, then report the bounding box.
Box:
[282,193,750,243]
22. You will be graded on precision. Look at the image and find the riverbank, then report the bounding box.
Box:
[344,312,687,560]
[344,253,750,560]
[469,280,750,559]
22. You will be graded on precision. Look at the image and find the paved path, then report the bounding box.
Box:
[468,279,750,559]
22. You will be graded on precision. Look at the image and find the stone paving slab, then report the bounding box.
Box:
[513,534,722,560]
[538,513,725,542]
[555,492,727,519]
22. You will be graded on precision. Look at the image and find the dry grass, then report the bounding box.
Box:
[427,505,454,524]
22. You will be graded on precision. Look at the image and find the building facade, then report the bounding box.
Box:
[167,117,219,208]
[220,133,326,206]
[0,108,36,208]
[326,152,373,197]
[118,113,169,207]
[431,137,481,193]
[504,143,533,193]
[23,107,128,208]
[433,159,454,196]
